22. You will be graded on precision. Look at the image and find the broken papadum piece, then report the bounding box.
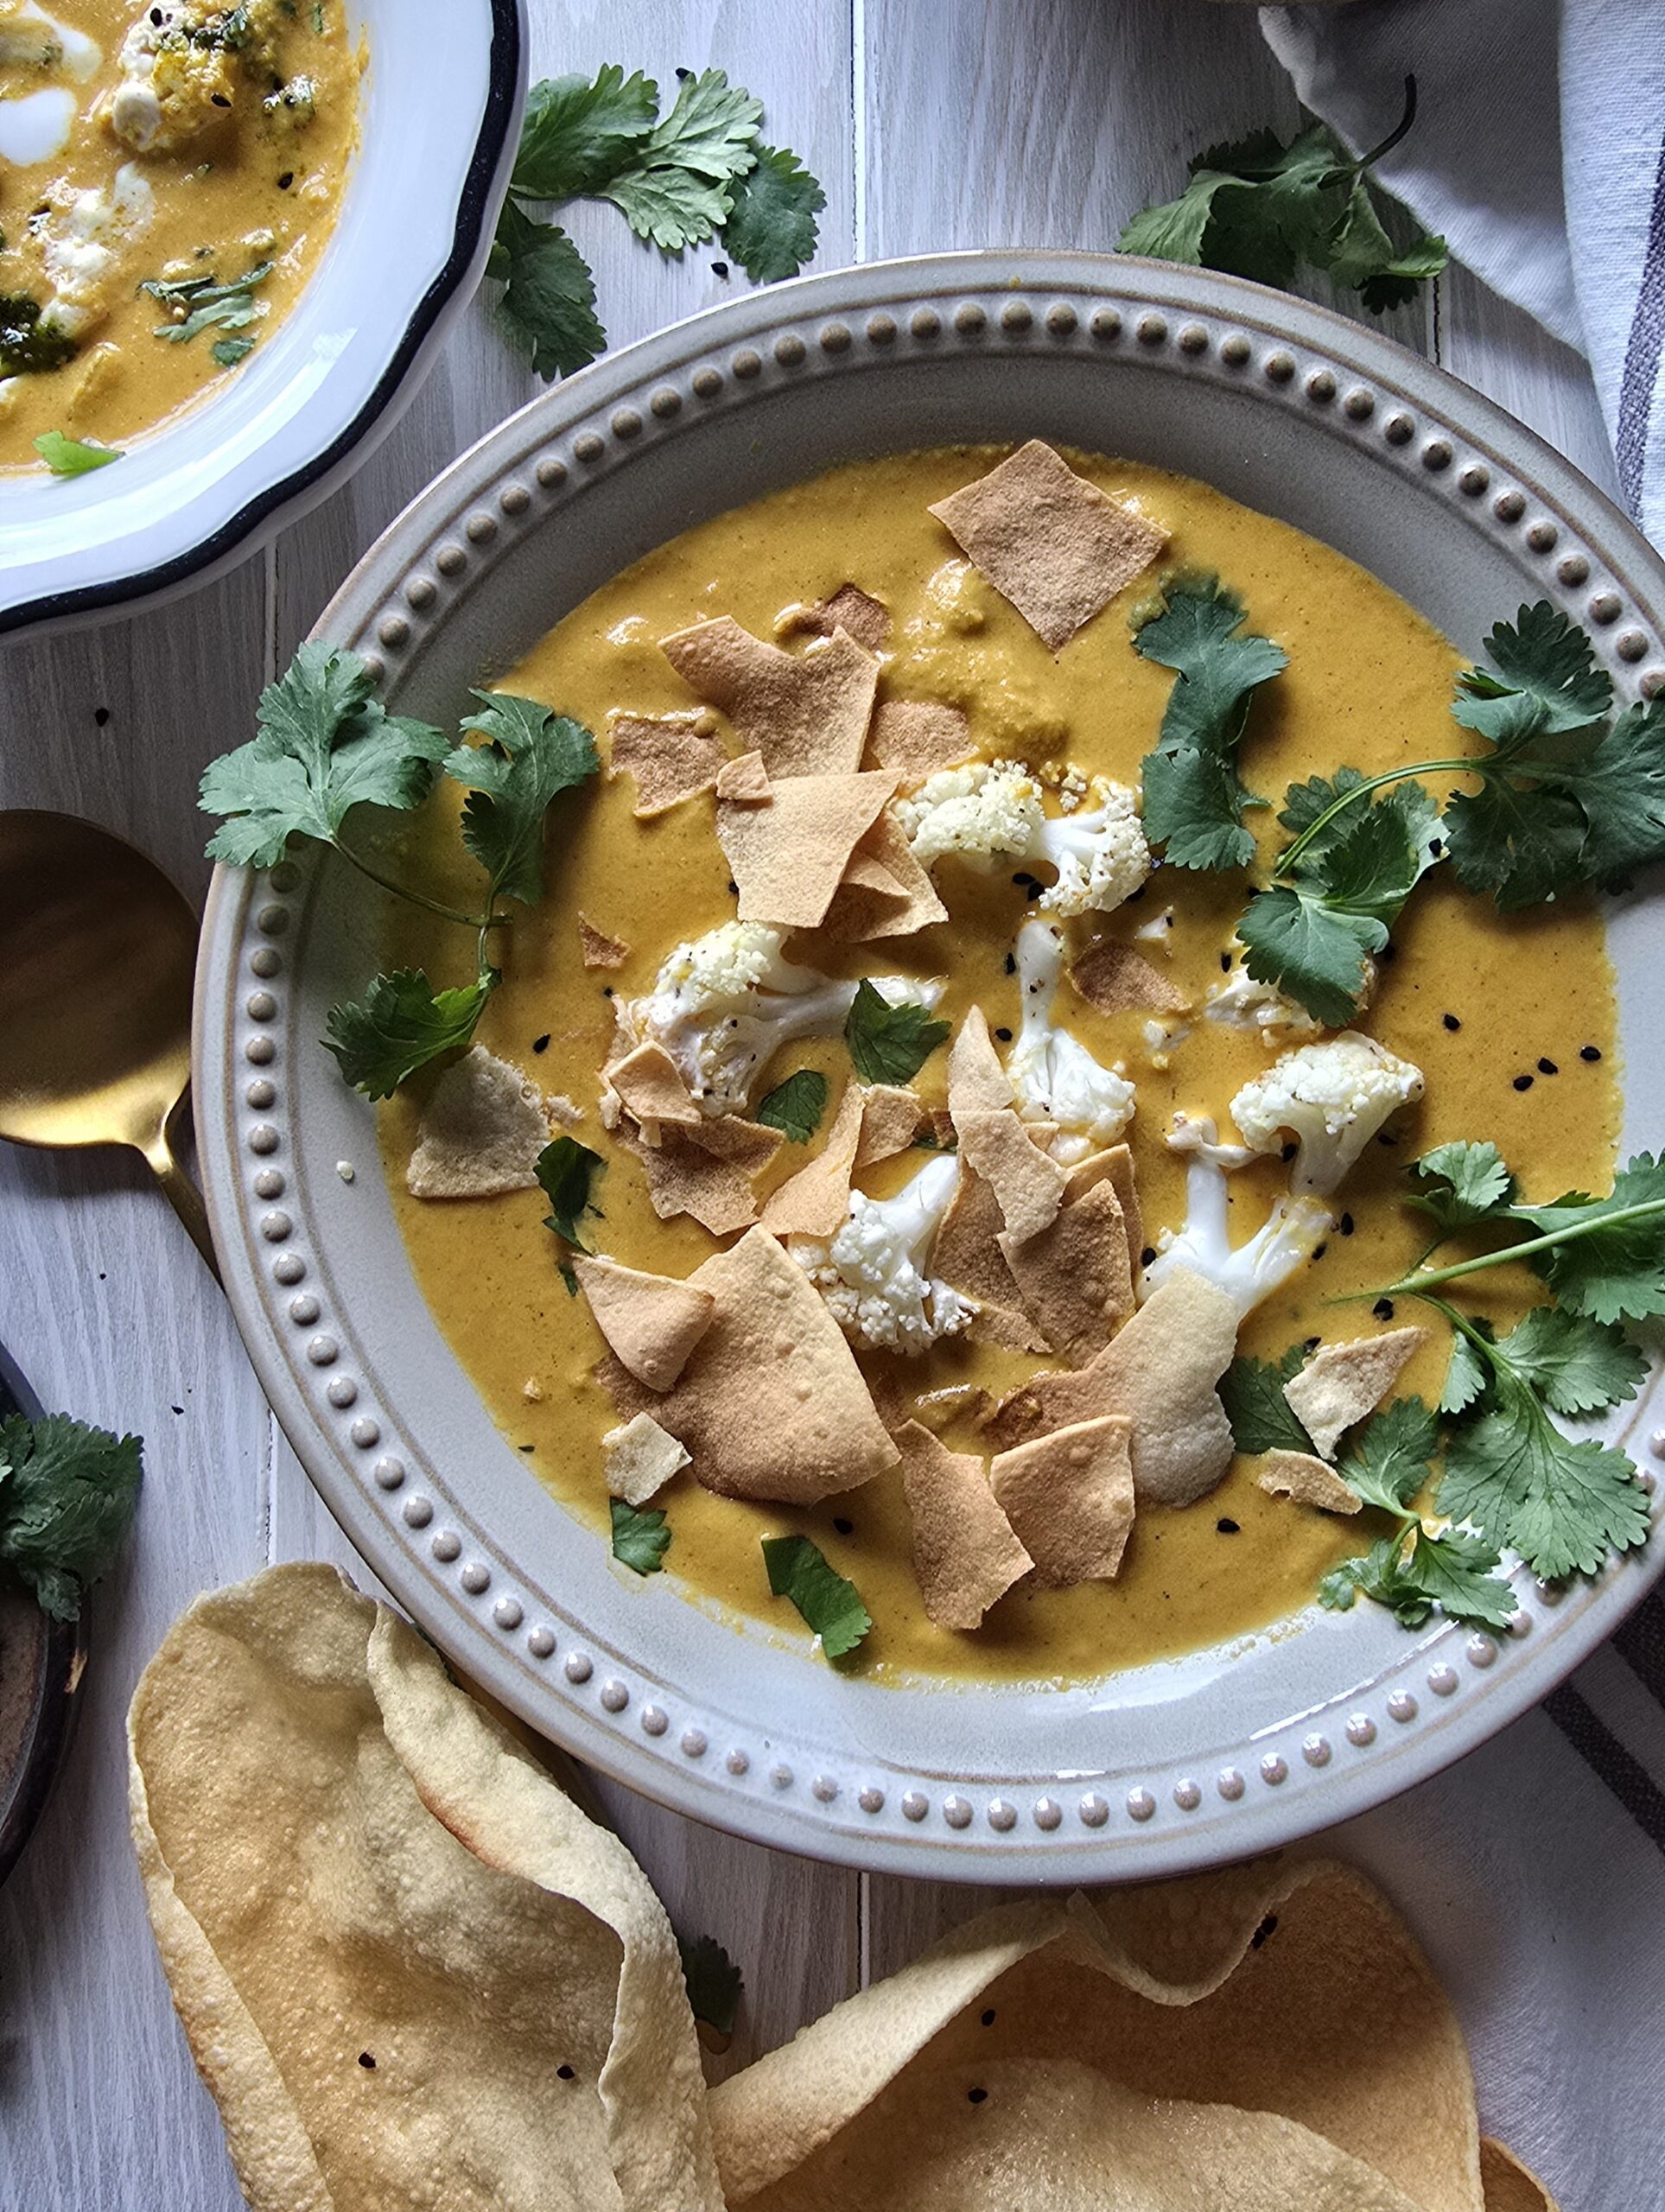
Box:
[407,1046,550,1199]
[1070,936,1191,1016]
[604,1041,703,1135]
[715,749,772,804]
[817,806,948,942]
[1258,1449,1363,1516]
[661,616,880,779]
[1284,1326,1428,1459]
[894,1421,1032,1630]
[778,583,892,654]
[931,1165,1048,1355]
[717,770,899,929]
[926,440,1168,652]
[603,1413,691,1506]
[571,1254,715,1393]
[760,1081,868,1238]
[618,1114,784,1237]
[953,1109,1065,1243]
[989,1414,1135,1586]
[866,698,978,782]
[578,915,632,969]
[997,1175,1135,1364]
[607,709,726,817]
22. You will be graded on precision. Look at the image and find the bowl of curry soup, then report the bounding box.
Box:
[194,253,1665,1880]
[0,0,521,637]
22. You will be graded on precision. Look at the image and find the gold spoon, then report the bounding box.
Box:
[0,810,218,1279]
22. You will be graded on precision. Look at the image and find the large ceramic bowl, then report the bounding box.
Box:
[195,253,1665,1882]
[0,0,522,641]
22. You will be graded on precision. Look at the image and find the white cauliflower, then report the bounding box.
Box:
[1005,918,1136,1162]
[1031,777,1152,917]
[792,1151,976,1354]
[34,162,156,340]
[1203,967,1322,1041]
[896,760,1151,916]
[1141,1115,1332,1320]
[1230,1033,1425,1196]
[0,1,100,75]
[111,0,280,152]
[616,921,941,1118]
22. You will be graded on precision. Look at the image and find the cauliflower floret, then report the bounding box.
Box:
[897,761,1151,917]
[791,1150,975,1354]
[1005,918,1136,1162]
[894,760,1045,871]
[1032,777,1152,917]
[34,162,155,340]
[1230,1033,1425,1196]
[111,0,280,151]
[1141,1115,1332,1320]
[615,921,941,1118]
[1204,967,1322,1042]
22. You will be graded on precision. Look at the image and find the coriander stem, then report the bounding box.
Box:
[1352,1196,1665,1301]
[1357,75,1420,174]
[1277,756,1482,874]
[334,838,499,930]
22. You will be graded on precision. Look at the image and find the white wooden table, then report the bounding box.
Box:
[0,3,1623,2202]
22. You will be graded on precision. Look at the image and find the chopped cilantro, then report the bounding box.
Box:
[755,1069,829,1143]
[212,334,256,368]
[0,1414,143,1622]
[844,981,950,1086]
[1410,1141,1516,1231]
[678,1933,743,2035]
[610,1497,670,1576]
[3,293,77,377]
[323,969,493,1100]
[762,1534,871,1659]
[147,261,272,347]
[33,429,121,477]
[537,1136,606,1253]
[1321,1522,1516,1633]
[1133,577,1285,871]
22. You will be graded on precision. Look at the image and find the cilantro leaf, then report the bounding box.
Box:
[679,1933,743,2036]
[0,1414,143,1621]
[1439,1320,1493,1415]
[324,969,493,1099]
[1503,1154,1665,1324]
[34,429,122,476]
[491,204,606,380]
[1452,602,1613,748]
[1236,883,1382,1028]
[611,1496,670,1576]
[512,66,657,200]
[1133,578,1286,871]
[446,693,599,906]
[601,68,761,250]
[721,143,825,282]
[536,1135,606,1251]
[200,642,448,868]
[1325,175,1446,312]
[845,982,950,1086]
[1560,698,1665,886]
[1438,1376,1649,1580]
[1334,1395,1438,1516]
[1481,1306,1646,1417]
[1411,1140,1516,1230]
[755,1069,828,1144]
[762,1534,871,1659]
[1441,775,1588,912]
[1319,1522,1515,1633]
[1219,1345,1311,1455]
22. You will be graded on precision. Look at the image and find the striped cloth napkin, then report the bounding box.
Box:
[1261,0,1665,545]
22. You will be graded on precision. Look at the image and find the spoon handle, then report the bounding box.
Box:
[143,1131,222,1285]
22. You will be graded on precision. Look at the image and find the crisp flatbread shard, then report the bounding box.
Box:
[953,1109,1065,1243]
[855,1084,922,1167]
[931,1165,1046,1353]
[715,749,772,803]
[599,1226,898,1503]
[1259,1449,1363,1515]
[998,1176,1134,1364]
[578,916,632,969]
[607,709,726,817]
[717,770,899,929]
[946,1005,1014,1116]
[572,1255,715,1392]
[129,1564,723,2212]
[1284,1327,1428,1459]
[603,1413,690,1506]
[893,1421,1032,1629]
[779,583,892,654]
[926,440,1168,652]
[866,699,977,782]
[660,616,880,779]
[1070,937,1191,1016]
[619,1114,784,1237]
[989,1414,1135,1586]
[407,1046,550,1199]
[817,807,949,942]
[605,1040,702,1134]
[709,1859,1487,2212]
[760,1080,867,1238]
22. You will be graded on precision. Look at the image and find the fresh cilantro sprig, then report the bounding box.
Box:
[487,63,825,380]
[1233,604,1665,1023]
[755,1068,829,1143]
[1119,75,1447,314]
[1220,1344,1311,1455]
[844,982,950,1086]
[201,646,599,1096]
[0,1414,143,1622]
[611,1496,670,1575]
[762,1533,871,1660]
[1133,577,1287,871]
[678,1932,743,2037]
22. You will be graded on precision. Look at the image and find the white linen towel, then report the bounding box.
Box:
[1261,0,1665,544]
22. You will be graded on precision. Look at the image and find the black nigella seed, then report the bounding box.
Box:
[277,170,294,188]
[1219,950,1231,971]
[1538,1057,1559,1076]
[995,1027,1013,1043]
[1249,1914,1279,1951]
[1003,952,1016,976]
[1581,1045,1602,1062]
[1217,1517,1240,1535]
[1513,1074,1533,1091]
[519,1443,536,1453]
[833,1516,854,1535]
[1373,1297,1395,1320]
[1430,837,1443,856]
[532,1033,550,1054]
[358,2053,376,2069]
[1339,1212,1354,1236]
[981,2009,995,2027]
[557,2064,575,2081]
[711,260,729,279]
[1376,1129,1398,1147]
[1141,1245,1157,1268]
[93,705,110,727]
[967,2088,988,2106]
[1126,882,1147,903]
[727,879,739,895]
[1442,1013,1461,1032]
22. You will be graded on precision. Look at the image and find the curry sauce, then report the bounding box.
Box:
[378,448,1619,1683]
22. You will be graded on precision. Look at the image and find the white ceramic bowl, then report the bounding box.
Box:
[0,0,523,641]
[196,253,1665,1882]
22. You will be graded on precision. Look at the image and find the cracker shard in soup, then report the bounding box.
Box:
[406,1046,550,1198]
[1284,1326,1427,1459]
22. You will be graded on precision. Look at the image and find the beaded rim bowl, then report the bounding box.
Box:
[196,252,1665,1882]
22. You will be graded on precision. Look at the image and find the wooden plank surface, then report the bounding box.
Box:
[0,2,1621,2202]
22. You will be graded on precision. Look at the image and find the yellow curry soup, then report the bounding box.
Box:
[0,0,359,466]
[378,448,1619,1684]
